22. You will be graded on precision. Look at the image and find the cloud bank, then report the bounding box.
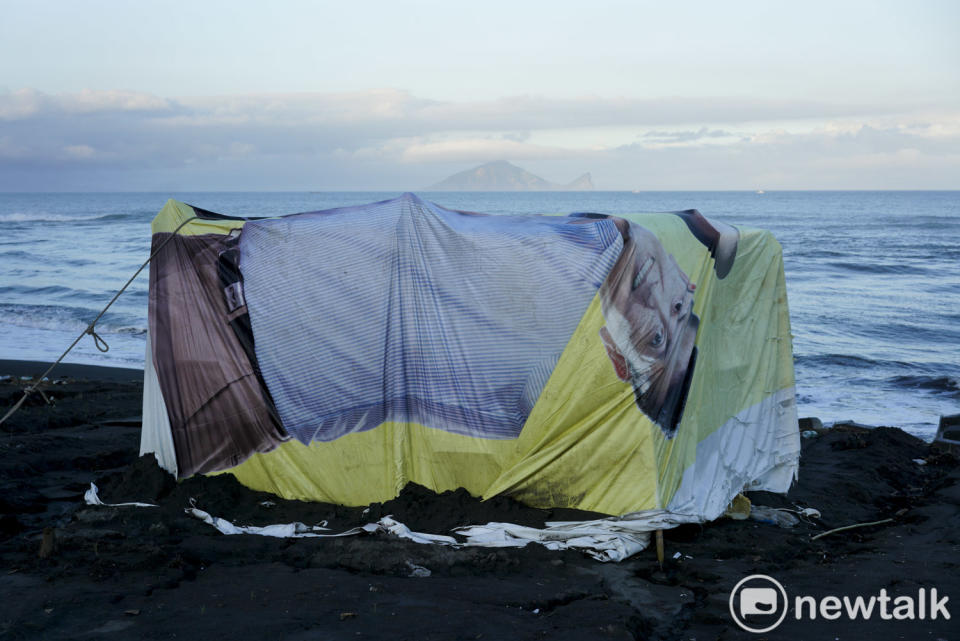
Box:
[1,88,957,190]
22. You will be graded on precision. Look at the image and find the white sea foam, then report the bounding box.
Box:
[0,304,146,335]
[0,211,131,223]
[0,323,146,368]
[797,382,945,441]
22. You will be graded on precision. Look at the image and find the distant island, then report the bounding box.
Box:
[428,160,594,191]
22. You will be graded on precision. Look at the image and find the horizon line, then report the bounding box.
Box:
[2,189,959,195]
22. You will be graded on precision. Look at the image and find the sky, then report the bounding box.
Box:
[0,0,958,191]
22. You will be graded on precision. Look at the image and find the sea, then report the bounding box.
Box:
[1,191,957,440]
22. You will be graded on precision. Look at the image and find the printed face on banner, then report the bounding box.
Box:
[599,219,700,438]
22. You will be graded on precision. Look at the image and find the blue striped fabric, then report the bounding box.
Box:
[238,194,622,443]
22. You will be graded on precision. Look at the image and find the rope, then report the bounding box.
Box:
[810,518,894,541]
[0,215,199,428]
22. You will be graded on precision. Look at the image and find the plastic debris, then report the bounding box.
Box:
[406,561,431,578]
[377,516,459,545]
[749,506,800,528]
[185,503,351,538]
[84,483,158,508]
[723,494,751,520]
[797,507,821,520]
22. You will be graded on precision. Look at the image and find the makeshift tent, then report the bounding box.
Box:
[141,193,799,525]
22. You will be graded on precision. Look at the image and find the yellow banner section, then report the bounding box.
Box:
[151,199,247,236]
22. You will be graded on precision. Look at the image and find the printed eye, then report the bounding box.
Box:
[651,328,664,347]
[673,298,683,314]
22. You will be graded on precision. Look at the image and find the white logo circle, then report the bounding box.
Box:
[729,574,789,633]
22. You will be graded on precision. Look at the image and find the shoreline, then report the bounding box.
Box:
[0,359,143,382]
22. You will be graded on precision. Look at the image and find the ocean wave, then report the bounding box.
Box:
[0,212,76,223]
[0,302,147,335]
[939,248,960,261]
[0,282,148,302]
[0,285,117,307]
[826,261,929,275]
[794,353,924,371]
[852,321,960,346]
[0,211,140,224]
[889,375,960,397]
[0,284,79,298]
[882,217,956,230]
[789,248,847,259]
[0,250,36,260]
[0,238,50,247]
[796,353,960,392]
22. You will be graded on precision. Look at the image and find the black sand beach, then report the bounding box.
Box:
[0,362,956,640]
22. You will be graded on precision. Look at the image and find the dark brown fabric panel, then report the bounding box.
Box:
[148,232,286,478]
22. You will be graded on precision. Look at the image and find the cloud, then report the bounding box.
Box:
[0,87,957,190]
[606,121,960,189]
[645,127,731,139]
[60,89,173,115]
[0,89,44,120]
[407,95,901,131]
[638,127,736,147]
[63,144,96,159]
[0,88,173,120]
[400,138,568,163]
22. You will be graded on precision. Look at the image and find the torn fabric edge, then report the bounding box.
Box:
[453,510,705,562]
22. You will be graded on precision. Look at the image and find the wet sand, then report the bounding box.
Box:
[0,362,957,640]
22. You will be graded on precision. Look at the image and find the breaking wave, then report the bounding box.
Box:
[794,353,919,371]
[889,375,960,397]
[826,261,929,275]
[0,211,139,224]
[0,303,146,335]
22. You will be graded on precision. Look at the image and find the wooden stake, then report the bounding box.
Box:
[655,529,664,568]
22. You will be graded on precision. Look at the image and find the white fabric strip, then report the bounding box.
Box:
[84,483,158,508]
[184,506,367,538]
[139,330,178,476]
